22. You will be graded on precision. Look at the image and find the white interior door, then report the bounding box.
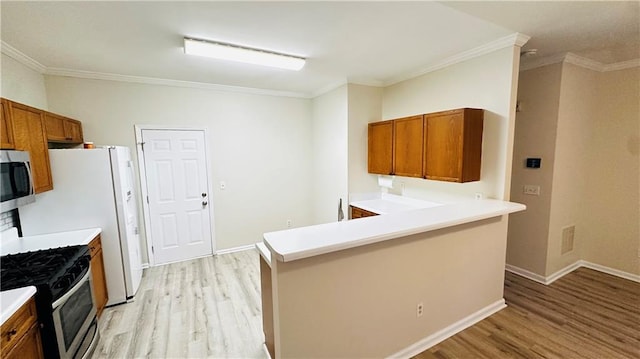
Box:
[141,129,213,265]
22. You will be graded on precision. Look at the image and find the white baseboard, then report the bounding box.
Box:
[215,244,256,255]
[545,261,582,285]
[387,299,506,359]
[506,261,640,285]
[504,264,548,284]
[580,261,640,283]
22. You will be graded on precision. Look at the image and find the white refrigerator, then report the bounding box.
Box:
[19,146,143,306]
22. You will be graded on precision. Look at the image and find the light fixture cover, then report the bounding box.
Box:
[184,38,305,71]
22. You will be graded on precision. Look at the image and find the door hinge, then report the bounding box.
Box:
[146,196,149,204]
[151,246,154,254]
[138,141,145,151]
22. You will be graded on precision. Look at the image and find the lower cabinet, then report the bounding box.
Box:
[0,297,43,359]
[88,235,108,318]
[350,206,378,219]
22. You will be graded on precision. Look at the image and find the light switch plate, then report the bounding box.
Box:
[523,185,540,196]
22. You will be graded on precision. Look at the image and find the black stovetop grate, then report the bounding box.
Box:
[1,245,89,292]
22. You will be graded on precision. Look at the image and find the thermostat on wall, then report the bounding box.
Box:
[526,158,541,168]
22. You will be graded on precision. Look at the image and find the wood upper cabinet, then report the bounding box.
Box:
[44,112,83,144]
[393,115,424,177]
[1,297,44,359]
[8,101,53,193]
[89,235,108,318]
[1,99,15,149]
[368,120,394,175]
[424,108,483,183]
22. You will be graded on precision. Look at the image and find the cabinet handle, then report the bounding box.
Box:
[6,328,17,340]
[202,201,208,206]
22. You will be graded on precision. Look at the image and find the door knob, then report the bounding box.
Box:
[202,201,208,206]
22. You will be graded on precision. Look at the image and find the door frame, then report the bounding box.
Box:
[134,125,216,267]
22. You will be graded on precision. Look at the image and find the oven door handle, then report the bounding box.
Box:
[52,269,92,309]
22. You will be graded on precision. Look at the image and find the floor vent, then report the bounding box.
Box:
[561,225,575,254]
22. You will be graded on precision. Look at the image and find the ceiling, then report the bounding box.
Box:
[1,1,638,98]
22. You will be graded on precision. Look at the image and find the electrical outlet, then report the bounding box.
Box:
[416,302,424,318]
[286,219,292,228]
[523,185,540,196]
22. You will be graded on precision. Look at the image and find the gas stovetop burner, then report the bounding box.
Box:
[1,245,90,300]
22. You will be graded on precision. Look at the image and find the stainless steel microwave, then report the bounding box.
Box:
[1,150,35,212]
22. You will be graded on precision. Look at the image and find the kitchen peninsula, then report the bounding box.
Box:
[258,196,525,358]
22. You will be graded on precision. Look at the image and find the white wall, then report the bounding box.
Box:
[507,63,562,275]
[43,76,314,261]
[582,66,639,275]
[508,62,640,277]
[1,53,48,111]
[347,84,383,195]
[310,85,348,224]
[381,46,521,202]
[546,63,597,274]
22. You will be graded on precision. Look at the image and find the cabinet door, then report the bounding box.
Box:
[424,111,464,182]
[89,236,108,317]
[393,115,424,178]
[63,119,83,143]
[3,323,43,359]
[368,120,394,175]
[44,112,67,142]
[45,113,83,144]
[424,109,483,183]
[0,99,15,149]
[9,102,53,193]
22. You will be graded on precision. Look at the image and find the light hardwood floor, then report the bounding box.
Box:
[92,250,267,359]
[93,250,639,358]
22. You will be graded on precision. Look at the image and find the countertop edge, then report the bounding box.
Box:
[1,286,37,325]
[1,227,102,256]
[255,242,272,267]
[264,200,525,263]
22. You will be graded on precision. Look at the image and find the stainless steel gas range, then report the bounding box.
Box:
[1,245,99,359]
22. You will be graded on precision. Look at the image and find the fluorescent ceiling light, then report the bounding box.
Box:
[184,37,305,71]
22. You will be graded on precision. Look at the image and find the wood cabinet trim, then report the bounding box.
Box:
[89,234,108,318]
[0,99,15,149]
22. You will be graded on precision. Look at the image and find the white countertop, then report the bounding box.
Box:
[264,199,525,262]
[350,193,442,214]
[0,228,102,256]
[1,286,36,325]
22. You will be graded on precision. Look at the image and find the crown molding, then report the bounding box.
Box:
[521,52,640,73]
[563,53,605,71]
[45,67,310,98]
[384,32,530,87]
[1,41,47,73]
[604,58,640,71]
